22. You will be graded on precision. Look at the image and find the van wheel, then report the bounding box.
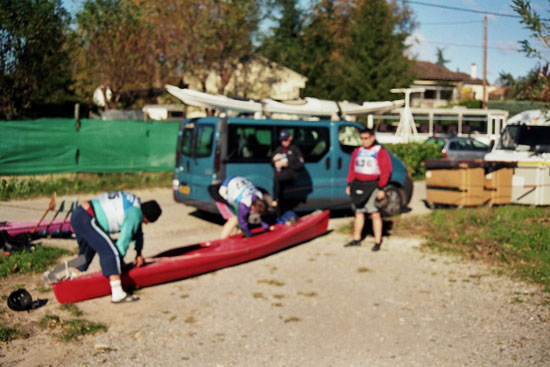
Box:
[380,185,403,217]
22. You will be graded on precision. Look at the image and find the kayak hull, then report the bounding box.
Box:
[0,219,72,236]
[52,210,330,304]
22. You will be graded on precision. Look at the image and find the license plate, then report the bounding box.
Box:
[179,185,190,195]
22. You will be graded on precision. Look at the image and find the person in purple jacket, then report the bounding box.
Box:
[215,176,270,239]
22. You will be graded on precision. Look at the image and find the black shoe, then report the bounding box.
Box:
[344,240,361,247]
[371,242,382,252]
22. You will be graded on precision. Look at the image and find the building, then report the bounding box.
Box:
[184,56,307,101]
[411,61,497,108]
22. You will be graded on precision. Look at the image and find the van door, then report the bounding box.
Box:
[173,118,217,210]
[281,125,333,209]
[224,123,274,193]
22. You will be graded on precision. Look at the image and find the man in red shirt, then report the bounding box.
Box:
[345,128,392,251]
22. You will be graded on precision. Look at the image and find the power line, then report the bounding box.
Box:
[422,20,482,26]
[402,0,525,19]
[421,40,518,51]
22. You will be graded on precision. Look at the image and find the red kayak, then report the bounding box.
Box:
[0,219,72,236]
[52,210,330,304]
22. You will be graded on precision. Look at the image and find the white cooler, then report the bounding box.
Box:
[511,162,550,206]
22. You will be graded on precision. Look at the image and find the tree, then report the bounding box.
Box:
[258,0,305,73]
[512,0,550,60]
[73,0,156,108]
[0,0,72,119]
[147,0,261,95]
[498,64,550,102]
[299,0,342,99]
[436,47,450,67]
[301,0,415,101]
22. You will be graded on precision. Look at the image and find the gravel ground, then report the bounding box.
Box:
[0,182,548,366]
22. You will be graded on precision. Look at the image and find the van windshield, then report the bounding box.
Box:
[181,124,214,157]
[498,124,550,150]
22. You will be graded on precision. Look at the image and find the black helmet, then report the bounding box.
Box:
[7,288,33,311]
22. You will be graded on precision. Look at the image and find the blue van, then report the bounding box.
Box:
[172,116,413,216]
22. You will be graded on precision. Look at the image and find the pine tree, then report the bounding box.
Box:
[436,48,450,67]
[258,0,305,73]
[332,0,415,101]
[300,0,340,99]
[297,0,415,101]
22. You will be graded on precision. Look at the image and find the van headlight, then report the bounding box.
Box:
[172,179,179,191]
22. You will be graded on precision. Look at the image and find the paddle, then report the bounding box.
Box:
[55,198,78,236]
[30,193,56,234]
[42,199,65,236]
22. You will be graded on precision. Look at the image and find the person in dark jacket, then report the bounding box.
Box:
[345,128,392,251]
[271,129,304,209]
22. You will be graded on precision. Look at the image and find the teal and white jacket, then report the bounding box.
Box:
[90,191,143,257]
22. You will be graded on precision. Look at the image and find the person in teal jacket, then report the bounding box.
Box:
[69,191,161,303]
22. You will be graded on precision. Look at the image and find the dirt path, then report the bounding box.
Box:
[0,185,548,366]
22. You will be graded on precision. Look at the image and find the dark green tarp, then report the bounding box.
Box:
[0,119,179,175]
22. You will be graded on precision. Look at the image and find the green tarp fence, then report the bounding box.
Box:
[0,118,179,175]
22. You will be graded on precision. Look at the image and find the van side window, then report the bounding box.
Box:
[338,125,361,154]
[228,125,272,162]
[287,127,330,162]
[181,127,193,156]
[181,124,214,157]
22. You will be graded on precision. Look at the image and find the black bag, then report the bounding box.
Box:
[349,180,378,207]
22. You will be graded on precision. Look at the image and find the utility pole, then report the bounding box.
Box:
[483,15,487,109]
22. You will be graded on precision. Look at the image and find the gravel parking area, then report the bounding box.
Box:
[0,183,548,366]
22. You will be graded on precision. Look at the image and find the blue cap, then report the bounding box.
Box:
[279,129,291,142]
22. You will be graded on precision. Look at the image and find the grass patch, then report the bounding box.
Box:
[60,304,84,317]
[0,246,71,278]
[0,323,27,342]
[59,319,107,341]
[1,172,172,201]
[337,221,353,234]
[394,206,550,290]
[39,314,106,341]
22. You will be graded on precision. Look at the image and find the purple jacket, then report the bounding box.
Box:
[237,194,269,237]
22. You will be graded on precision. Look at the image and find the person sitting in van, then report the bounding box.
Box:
[271,129,304,209]
[213,176,270,239]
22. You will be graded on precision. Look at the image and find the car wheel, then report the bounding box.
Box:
[380,185,403,217]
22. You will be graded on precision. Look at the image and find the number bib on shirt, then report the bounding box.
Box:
[354,145,382,176]
[97,191,140,232]
[224,177,260,207]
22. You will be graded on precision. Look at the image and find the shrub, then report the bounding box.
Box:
[385,142,443,180]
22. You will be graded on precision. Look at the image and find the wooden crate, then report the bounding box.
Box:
[425,160,486,207]
[483,165,514,205]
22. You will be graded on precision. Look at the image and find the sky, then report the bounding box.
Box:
[403,0,549,83]
[62,0,549,84]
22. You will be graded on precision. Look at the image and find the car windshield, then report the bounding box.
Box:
[498,124,550,150]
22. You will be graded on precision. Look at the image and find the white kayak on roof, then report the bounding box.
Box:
[165,85,403,117]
